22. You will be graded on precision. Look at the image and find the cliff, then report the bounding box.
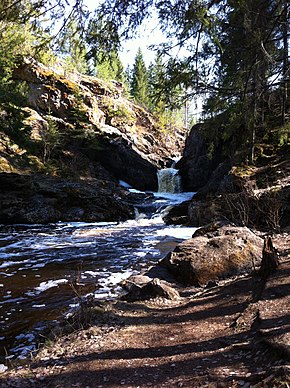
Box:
[0,58,186,223]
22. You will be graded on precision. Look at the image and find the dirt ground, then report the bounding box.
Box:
[1,235,289,388]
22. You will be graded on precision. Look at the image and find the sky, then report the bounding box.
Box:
[83,0,203,120]
[84,0,163,67]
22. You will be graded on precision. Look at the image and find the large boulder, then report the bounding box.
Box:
[162,225,264,286]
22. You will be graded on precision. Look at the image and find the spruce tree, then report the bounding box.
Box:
[131,48,148,105]
[95,49,125,82]
[58,20,89,74]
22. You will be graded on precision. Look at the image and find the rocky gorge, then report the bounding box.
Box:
[0,58,290,387]
[0,59,185,224]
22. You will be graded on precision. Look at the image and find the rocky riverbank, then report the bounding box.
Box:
[1,228,289,387]
[0,172,135,224]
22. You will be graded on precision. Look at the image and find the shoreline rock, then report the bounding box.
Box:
[0,172,134,224]
[161,225,264,286]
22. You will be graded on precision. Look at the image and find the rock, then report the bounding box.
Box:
[162,226,264,286]
[188,198,221,227]
[95,140,158,191]
[121,275,153,291]
[192,221,231,237]
[163,200,191,225]
[11,59,186,191]
[0,173,134,224]
[122,277,180,301]
[177,124,226,192]
[186,157,290,231]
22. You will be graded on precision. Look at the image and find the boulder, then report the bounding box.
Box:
[162,225,264,286]
[163,200,191,225]
[122,277,180,302]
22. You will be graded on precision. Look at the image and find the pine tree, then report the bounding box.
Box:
[95,49,125,82]
[147,55,166,113]
[58,19,89,75]
[131,48,148,105]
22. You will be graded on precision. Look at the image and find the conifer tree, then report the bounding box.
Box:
[96,49,125,82]
[58,19,89,74]
[131,48,148,105]
[147,55,166,113]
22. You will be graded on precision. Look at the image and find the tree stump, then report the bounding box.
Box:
[259,236,279,279]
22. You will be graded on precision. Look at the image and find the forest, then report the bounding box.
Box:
[0,1,290,387]
[1,0,289,160]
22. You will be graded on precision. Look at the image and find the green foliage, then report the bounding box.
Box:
[42,116,61,163]
[57,19,89,75]
[277,123,290,147]
[131,48,148,105]
[0,102,32,150]
[95,49,125,82]
[103,96,134,125]
[156,108,184,133]
[264,123,290,149]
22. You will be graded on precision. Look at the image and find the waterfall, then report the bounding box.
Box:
[157,167,182,193]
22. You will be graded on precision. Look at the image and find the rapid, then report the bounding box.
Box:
[0,167,196,363]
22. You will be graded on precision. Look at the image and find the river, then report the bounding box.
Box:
[0,188,195,364]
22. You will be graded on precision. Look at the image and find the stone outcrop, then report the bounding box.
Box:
[167,125,290,232]
[6,58,186,191]
[176,124,229,192]
[187,160,290,231]
[161,225,264,286]
[0,172,134,224]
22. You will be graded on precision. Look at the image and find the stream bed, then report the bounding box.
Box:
[0,191,195,363]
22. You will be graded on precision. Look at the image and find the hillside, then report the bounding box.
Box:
[0,58,186,224]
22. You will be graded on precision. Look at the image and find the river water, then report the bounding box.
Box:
[0,190,195,363]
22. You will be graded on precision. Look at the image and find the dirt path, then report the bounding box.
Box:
[1,243,289,387]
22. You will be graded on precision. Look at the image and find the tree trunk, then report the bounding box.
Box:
[259,236,279,279]
[282,1,289,125]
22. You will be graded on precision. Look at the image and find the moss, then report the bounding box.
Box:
[0,156,13,172]
[102,96,135,124]
[27,155,46,172]
[38,67,79,93]
[231,165,256,178]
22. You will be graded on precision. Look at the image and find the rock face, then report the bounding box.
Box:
[162,225,264,286]
[177,124,229,192]
[6,59,186,191]
[173,119,290,232]
[187,160,290,231]
[0,173,134,224]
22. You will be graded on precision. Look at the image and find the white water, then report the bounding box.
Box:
[0,184,195,362]
[157,168,182,193]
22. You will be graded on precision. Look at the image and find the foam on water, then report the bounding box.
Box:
[157,226,198,240]
[27,279,69,296]
[119,180,132,188]
[0,187,198,362]
[153,191,195,204]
